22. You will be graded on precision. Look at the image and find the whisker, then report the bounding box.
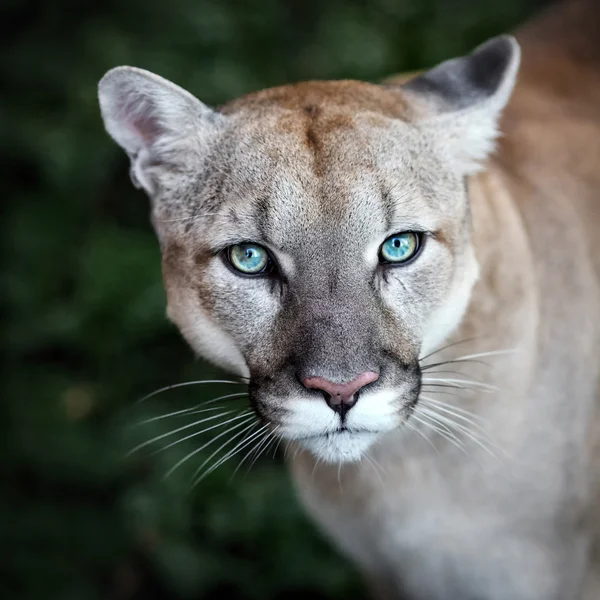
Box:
[419,369,488,383]
[421,377,499,392]
[421,347,516,372]
[188,420,260,487]
[155,211,223,224]
[137,380,246,404]
[403,418,440,454]
[272,434,284,459]
[196,392,249,407]
[421,396,487,434]
[261,431,281,463]
[127,410,236,456]
[202,425,270,483]
[451,349,517,361]
[415,388,469,399]
[418,337,481,363]
[421,383,480,392]
[282,439,293,461]
[192,423,269,486]
[411,411,468,454]
[416,408,470,450]
[419,396,487,424]
[311,456,322,481]
[421,358,493,371]
[148,411,253,456]
[245,427,280,475]
[363,454,386,489]
[418,406,500,459]
[162,414,255,480]
[132,399,246,427]
[233,429,275,479]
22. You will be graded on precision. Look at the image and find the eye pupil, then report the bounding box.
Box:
[227,243,270,275]
[379,232,420,265]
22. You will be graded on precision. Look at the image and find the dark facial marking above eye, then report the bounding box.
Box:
[254,196,271,241]
[381,185,396,232]
[227,205,241,226]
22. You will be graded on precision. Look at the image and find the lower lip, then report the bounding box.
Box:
[296,428,370,442]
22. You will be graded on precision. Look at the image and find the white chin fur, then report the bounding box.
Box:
[301,431,378,464]
[279,388,405,463]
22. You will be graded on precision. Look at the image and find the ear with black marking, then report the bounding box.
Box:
[402,35,521,174]
[98,67,223,194]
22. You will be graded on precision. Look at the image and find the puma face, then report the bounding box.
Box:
[99,36,520,463]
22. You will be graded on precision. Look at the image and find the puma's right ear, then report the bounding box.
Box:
[98,67,224,194]
[402,35,521,174]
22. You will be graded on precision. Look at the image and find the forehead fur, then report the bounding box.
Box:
[219,80,416,120]
[153,81,462,252]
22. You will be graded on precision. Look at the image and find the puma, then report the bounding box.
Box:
[98,0,600,597]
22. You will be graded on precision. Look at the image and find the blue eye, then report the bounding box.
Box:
[227,243,270,275]
[379,232,420,264]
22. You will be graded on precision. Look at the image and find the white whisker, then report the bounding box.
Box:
[311,456,322,480]
[233,429,275,479]
[162,414,255,480]
[411,411,467,454]
[420,369,487,383]
[245,427,280,474]
[418,337,481,363]
[133,404,234,427]
[272,433,284,459]
[403,418,440,454]
[421,383,484,394]
[363,454,386,489]
[149,411,253,456]
[137,380,245,404]
[193,423,269,486]
[422,377,499,392]
[155,211,223,223]
[450,348,517,361]
[127,410,237,456]
[418,406,500,459]
[188,420,260,486]
[420,396,487,424]
[206,424,270,480]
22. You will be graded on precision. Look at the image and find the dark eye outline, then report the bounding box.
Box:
[222,242,275,277]
[378,232,423,266]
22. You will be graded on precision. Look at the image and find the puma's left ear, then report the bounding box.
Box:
[402,35,521,174]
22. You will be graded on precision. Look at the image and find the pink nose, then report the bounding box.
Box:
[301,371,380,415]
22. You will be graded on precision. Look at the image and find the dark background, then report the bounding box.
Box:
[3,0,547,598]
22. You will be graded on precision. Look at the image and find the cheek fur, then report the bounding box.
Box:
[420,246,479,356]
[201,261,283,358]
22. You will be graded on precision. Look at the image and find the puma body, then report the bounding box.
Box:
[98,0,600,598]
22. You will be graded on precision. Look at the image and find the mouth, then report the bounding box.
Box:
[254,384,415,463]
[292,428,380,463]
[292,426,376,442]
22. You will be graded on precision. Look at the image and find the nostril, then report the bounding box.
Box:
[301,372,379,414]
[320,389,333,404]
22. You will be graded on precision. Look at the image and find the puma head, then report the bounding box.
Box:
[99,35,520,463]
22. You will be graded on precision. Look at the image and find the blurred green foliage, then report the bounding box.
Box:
[3,0,545,598]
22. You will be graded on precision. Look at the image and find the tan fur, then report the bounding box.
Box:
[288,2,600,598]
[97,1,600,597]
